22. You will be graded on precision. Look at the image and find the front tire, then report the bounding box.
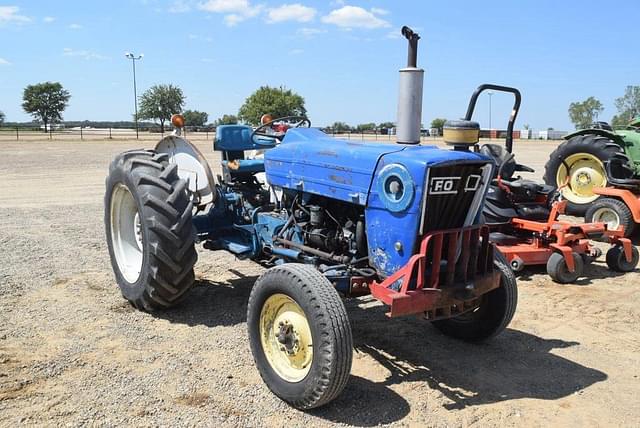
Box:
[606,245,640,272]
[105,150,197,311]
[543,134,626,215]
[247,264,352,409]
[546,252,583,284]
[432,252,518,342]
[585,197,635,237]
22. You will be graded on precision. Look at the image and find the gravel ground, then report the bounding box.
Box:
[1,137,639,427]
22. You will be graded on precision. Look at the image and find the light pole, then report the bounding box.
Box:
[487,91,493,130]
[125,52,143,139]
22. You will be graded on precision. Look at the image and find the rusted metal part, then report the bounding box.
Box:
[369,225,499,318]
[274,237,351,264]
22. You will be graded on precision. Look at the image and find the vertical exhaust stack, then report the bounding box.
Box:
[396,26,424,145]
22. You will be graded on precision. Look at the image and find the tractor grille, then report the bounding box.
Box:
[421,162,489,233]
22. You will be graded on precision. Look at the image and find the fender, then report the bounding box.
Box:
[155,135,217,207]
[593,186,640,223]
[564,128,626,145]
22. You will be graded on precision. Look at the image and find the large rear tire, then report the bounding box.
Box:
[105,150,197,311]
[543,134,627,215]
[432,252,518,342]
[247,264,352,409]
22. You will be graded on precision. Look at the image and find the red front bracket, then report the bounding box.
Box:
[369,225,500,317]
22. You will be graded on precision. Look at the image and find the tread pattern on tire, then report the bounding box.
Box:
[585,197,636,238]
[543,134,629,215]
[105,150,197,311]
[247,264,353,409]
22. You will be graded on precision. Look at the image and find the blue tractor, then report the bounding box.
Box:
[104,27,517,409]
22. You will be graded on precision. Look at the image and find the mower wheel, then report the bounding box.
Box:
[247,264,352,409]
[105,150,197,311]
[432,252,517,342]
[546,252,583,284]
[543,134,626,215]
[585,197,635,238]
[606,245,639,272]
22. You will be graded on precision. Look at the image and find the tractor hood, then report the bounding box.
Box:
[264,128,489,206]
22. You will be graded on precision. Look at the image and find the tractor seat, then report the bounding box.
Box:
[221,159,265,174]
[515,203,551,221]
[502,178,554,196]
[489,232,520,246]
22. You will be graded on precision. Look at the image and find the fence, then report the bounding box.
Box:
[0,127,216,142]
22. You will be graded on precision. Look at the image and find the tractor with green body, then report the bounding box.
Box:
[544,117,640,236]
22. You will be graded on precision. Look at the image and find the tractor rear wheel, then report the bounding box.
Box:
[432,252,517,342]
[585,197,635,237]
[247,264,352,409]
[105,150,197,311]
[543,134,628,215]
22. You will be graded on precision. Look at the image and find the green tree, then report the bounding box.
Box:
[568,97,603,130]
[355,123,376,132]
[378,121,395,129]
[330,121,351,132]
[213,114,239,126]
[0,110,4,126]
[612,85,640,128]
[138,84,185,133]
[22,82,70,132]
[182,109,208,127]
[238,86,306,126]
[430,118,447,134]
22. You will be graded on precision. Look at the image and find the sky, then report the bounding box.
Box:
[0,0,638,130]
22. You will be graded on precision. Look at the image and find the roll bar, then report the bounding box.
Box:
[464,84,521,153]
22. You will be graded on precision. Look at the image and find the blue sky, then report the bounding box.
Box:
[0,0,638,130]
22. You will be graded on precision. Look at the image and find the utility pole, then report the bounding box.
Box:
[125,52,143,139]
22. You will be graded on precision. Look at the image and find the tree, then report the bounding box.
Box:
[138,84,185,133]
[612,85,640,128]
[568,97,603,130]
[22,82,70,131]
[330,121,351,132]
[378,121,395,129]
[430,118,447,134]
[213,114,238,126]
[183,109,208,127]
[0,110,4,126]
[356,123,376,132]
[238,86,306,126]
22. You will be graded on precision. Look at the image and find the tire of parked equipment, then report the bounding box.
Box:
[606,245,640,272]
[585,197,636,238]
[105,150,197,311]
[247,264,352,409]
[432,251,518,342]
[543,134,627,215]
[546,252,584,284]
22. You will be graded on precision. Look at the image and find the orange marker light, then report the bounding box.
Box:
[171,114,185,128]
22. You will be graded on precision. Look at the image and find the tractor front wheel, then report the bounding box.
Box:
[585,197,635,237]
[105,150,197,311]
[606,245,640,272]
[247,264,352,409]
[432,252,518,342]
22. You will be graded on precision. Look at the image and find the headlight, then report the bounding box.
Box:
[377,164,414,212]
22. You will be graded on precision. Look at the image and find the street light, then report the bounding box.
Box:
[487,90,493,130]
[125,52,143,139]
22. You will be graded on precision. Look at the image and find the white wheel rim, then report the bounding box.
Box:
[591,207,620,230]
[110,184,143,283]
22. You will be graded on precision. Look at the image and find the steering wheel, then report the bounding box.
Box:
[251,115,311,146]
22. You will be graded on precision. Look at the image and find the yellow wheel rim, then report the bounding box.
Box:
[556,153,607,204]
[259,294,313,382]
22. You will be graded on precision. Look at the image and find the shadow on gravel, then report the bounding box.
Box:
[157,272,259,327]
[310,375,410,426]
[345,298,607,412]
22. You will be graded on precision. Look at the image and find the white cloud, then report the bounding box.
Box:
[63,48,108,60]
[0,57,11,65]
[169,0,191,13]
[0,6,31,24]
[198,0,260,26]
[297,27,325,37]
[68,23,83,29]
[289,48,304,55]
[188,33,198,39]
[266,4,316,23]
[385,30,400,39]
[322,6,390,29]
[43,16,56,23]
[370,7,389,15]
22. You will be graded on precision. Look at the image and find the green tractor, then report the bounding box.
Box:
[544,117,640,223]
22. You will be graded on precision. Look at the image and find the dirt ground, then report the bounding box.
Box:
[1,136,639,427]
